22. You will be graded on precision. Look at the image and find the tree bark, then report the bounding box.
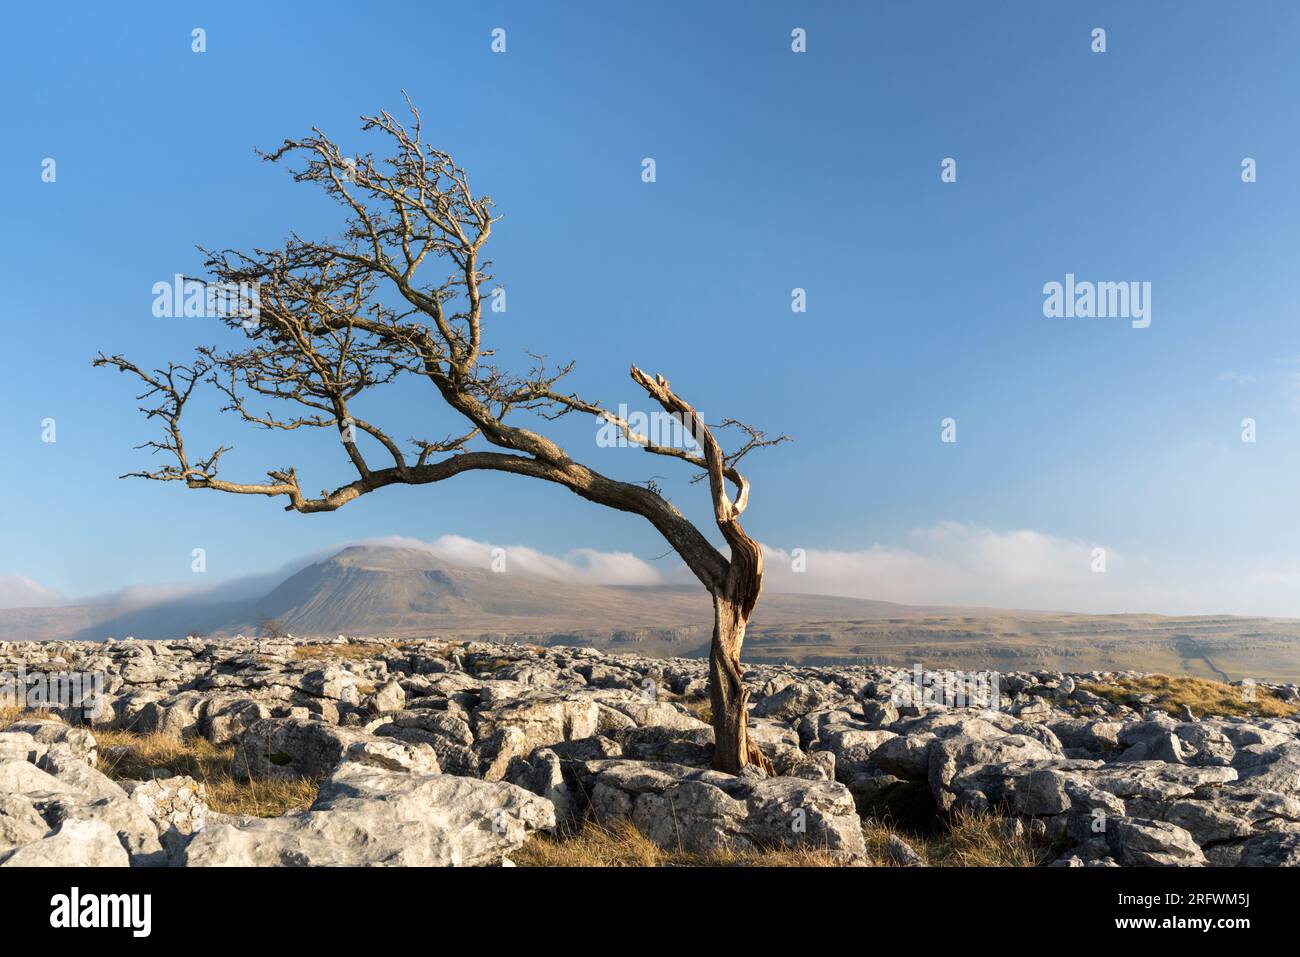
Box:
[708,522,774,775]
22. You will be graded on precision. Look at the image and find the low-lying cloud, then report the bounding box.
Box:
[760,523,1124,611]
[368,525,1300,618]
[762,523,1300,617]
[355,534,666,587]
[0,575,62,610]
[356,527,1146,613]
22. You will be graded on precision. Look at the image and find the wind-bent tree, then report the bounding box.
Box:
[95,101,787,774]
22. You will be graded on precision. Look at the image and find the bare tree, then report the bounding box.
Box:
[258,616,288,641]
[94,100,788,774]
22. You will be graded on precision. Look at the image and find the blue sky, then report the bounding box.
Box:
[3,1,1300,615]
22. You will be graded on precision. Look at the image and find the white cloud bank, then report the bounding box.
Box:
[762,523,1300,618]
[0,575,62,610]
[761,523,1132,612]
[354,534,666,587]
[369,525,1300,618]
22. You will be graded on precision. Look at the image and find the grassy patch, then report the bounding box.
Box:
[511,819,844,867]
[0,705,26,730]
[659,688,711,724]
[4,708,316,818]
[863,811,1048,867]
[95,729,319,817]
[513,810,1047,867]
[1079,674,1298,719]
[0,705,59,731]
[678,694,712,725]
[292,642,394,661]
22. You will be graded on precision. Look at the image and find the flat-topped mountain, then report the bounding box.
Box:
[241,545,915,638]
[2,545,1299,681]
[0,545,915,647]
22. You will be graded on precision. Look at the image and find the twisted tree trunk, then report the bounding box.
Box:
[708,512,774,775]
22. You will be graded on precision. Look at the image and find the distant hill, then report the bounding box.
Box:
[2,545,1298,680]
[217,545,925,652]
[0,545,919,649]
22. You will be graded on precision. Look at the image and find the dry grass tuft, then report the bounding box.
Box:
[2,705,320,818]
[515,809,1048,868]
[677,694,712,725]
[93,729,319,818]
[658,688,711,724]
[292,641,394,661]
[1079,674,1298,719]
[863,811,1048,867]
[0,705,58,730]
[511,819,844,867]
[940,811,1048,866]
[474,656,521,674]
[0,705,25,730]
